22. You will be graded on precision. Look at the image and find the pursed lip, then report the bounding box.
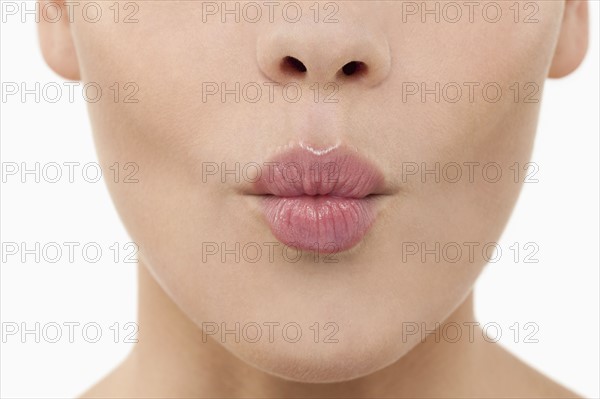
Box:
[249,145,391,254]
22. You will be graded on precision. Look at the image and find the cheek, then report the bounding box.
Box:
[70,2,264,262]
[372,1,564,244]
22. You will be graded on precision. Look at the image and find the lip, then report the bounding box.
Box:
[251,144,388,254]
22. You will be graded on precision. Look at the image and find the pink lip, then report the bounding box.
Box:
[253,146,386,253]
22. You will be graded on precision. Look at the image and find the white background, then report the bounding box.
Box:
[1,2,599,398]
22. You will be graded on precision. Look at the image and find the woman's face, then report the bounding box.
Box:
[57,0,568,383]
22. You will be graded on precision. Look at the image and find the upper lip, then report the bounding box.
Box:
[249,144,390,198]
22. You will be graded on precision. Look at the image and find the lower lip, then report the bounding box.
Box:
[261,195,378,253]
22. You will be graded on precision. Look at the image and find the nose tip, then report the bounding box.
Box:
[257,24,391,86]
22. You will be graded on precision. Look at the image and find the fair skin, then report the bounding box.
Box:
[38,0,588,397]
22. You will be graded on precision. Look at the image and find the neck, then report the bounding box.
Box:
[127,263,483,398]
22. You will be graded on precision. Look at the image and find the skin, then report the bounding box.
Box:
[38,0,589,397]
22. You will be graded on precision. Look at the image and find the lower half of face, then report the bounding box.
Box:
[71,1,563,382]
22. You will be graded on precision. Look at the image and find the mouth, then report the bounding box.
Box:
[250,144,390,254]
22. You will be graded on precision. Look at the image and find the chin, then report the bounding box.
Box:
[219,321,411,383]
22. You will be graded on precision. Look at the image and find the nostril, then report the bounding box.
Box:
[281,56,307,74]
[341,61,367,77]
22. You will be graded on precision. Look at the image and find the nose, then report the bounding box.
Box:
[256,13,391,86]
